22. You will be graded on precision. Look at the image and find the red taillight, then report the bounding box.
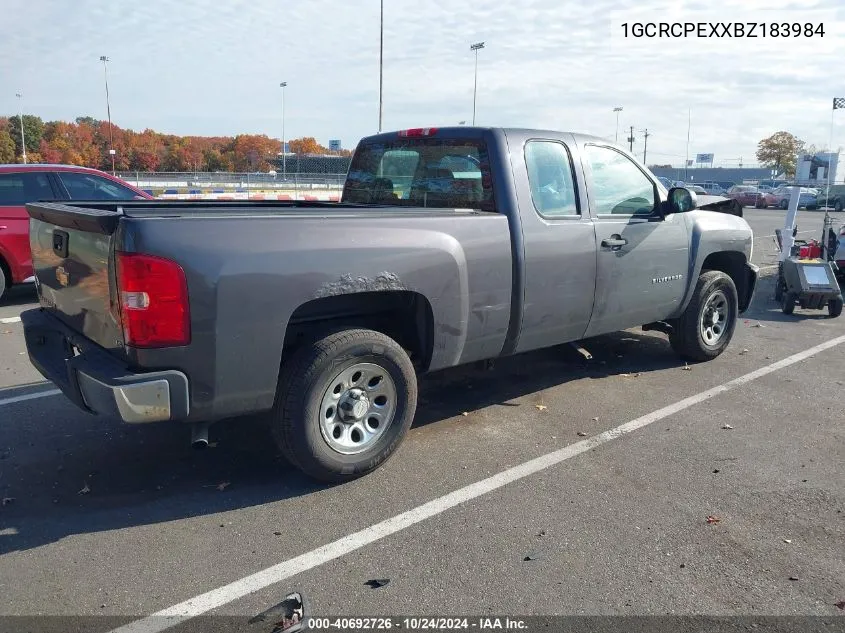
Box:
[115,252,190,348]
[398,127,438,137]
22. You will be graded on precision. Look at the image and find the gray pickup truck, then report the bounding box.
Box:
[21,126,757,482]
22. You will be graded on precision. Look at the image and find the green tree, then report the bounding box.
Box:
[756,131,805,177]
[0,130,15,163]
[7,114,44,156]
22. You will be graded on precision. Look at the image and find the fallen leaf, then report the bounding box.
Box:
[713,469,721,473]
[216,481,230,491]
[273,531,282,536]
[783,539,792,544]
[535,404,547,411]
[17,352,24,355]
[620,372,641,378]
[1,497,14,506]
[681,363,692,371]
[1,330,11,334]
[591,417,599,422]
[78,483,90,495]
[365,579,390,589]
[537,530,547,537]
[523,554,540,561]
[722,424,734,430]
[752,322,766,328]
[706,515,721,524]
[461,412,469,417]
[788,576,799,581]
[739,349,749,355]
[835,601,845,611]
[577,432,588,437]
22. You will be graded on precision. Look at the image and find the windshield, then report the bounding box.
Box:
[342,138,497,211]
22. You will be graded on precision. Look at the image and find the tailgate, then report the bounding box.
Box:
[26,202,124,352]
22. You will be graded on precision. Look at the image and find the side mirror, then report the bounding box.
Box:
[667,187,697,214]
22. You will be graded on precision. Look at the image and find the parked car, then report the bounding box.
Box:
[815,184,845,212]
[761,186,818,210]
[686,185,708,195]
[21,126,757,482]
[0,164,152,301]
[698,182,725,196]
[726,185,766,208]
[656,176,673,190]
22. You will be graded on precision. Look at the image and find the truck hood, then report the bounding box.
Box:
[695,194,744,218]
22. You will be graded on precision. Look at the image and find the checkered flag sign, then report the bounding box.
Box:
[834,97,845,110]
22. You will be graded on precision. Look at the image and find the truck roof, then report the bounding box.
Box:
[360,126,619,146]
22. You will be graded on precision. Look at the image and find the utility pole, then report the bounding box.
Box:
[628,126,635,152]
[685,108,691,181]
[15,92,27,164]
[470,42,484,125]
[280,82,287,178]
[642,129,650,164]
[378,0,383,132]
[99,55,115,175]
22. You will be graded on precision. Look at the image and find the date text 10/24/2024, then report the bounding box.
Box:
[305,617,528,631]
[619,22,825,38]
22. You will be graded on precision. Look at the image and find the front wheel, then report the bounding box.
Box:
[829,297,843,318]
[270,328,418,483]
[669,271,738,362]
[0,265,6,302]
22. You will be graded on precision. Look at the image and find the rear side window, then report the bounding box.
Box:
[0,172,55,205]
[58,172,139,200]
[524,140,579,217]
[342,138,496,211]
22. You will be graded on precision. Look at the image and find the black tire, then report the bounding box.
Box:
[0,263,6,303]
[270,328,418,483]
[782,291,796,315]
[779,199,788,210]
[669,271,738,362]
[829,297,843,318]
[835,200,843,213]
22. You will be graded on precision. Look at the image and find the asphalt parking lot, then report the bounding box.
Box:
[0,207,843,632]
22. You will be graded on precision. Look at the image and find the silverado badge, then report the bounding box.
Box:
[652,274,683,284]
[55,266,69,287]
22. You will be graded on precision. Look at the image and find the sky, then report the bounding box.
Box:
[2,0,844,168]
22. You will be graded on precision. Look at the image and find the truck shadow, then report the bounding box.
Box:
[0,330,682,555]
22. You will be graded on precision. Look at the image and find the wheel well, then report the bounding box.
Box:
[0,254,10,286]
[282,291,435,372]
[701,251,750,311]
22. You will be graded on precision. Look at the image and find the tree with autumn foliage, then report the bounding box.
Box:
[2,112,349,171]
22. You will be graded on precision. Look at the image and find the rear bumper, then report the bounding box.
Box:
[739,263,759,314]
[21,309,189,423]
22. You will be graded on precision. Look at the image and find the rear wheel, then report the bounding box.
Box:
[835,200,843,213]
[0,263,7,302]
[270,328,418,482]
[782,291,796,315]
[669,271,738,362]
[829,297,843,318]
[779,199,789,210]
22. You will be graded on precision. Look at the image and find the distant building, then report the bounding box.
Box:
[648,166,776,186]
[795,151,839,185]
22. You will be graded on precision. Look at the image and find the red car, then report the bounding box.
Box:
[0,164,152,300]
[726,185,765,208]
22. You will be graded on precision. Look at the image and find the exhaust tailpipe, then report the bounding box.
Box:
[191,423,210,449]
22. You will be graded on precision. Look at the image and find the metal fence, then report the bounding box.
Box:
[115,171,348,191]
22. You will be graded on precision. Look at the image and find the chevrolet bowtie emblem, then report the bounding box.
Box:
[55,266,69,287]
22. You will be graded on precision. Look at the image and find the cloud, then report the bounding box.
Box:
[1,0,844,166]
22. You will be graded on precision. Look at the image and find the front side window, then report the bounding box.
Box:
[342,138,496,211]
[59,172,138,200]
[524,140,579,218]
[0,172,55,206]
[584,145,656,215]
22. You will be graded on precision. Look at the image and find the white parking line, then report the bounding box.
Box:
[0,316,21,324]
[0,389,62,406]
[107,334,845,633]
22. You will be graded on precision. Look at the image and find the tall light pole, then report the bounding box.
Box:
[15,92,27,164]
[99,55,115,175]
[470,42,484,125]
[378,0,383,132]
[613,106,623,143]
[685,108,691,181]
[280,81,287,178]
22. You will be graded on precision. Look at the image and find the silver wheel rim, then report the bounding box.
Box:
[318,362,397,455]
[699,290,729,346]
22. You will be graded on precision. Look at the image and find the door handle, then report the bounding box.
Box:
[601,236,628,249]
